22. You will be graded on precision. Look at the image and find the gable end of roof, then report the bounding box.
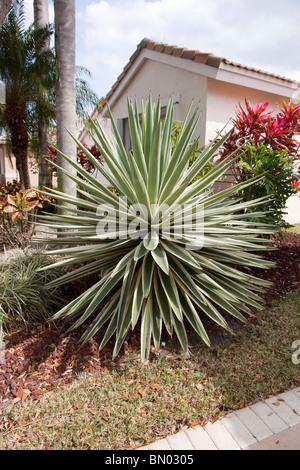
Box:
[100,38,299,111]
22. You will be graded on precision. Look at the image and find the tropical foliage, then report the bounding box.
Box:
[232,143,298,226]
[47,140,103,175]
[0,0,99,189]
[0,179,20,196]
[36,96,275,360]
[219,99,300,163]
[0,184,50,248]
[217,99,300,227]
[0,0,56,188]
[0,250,67,333]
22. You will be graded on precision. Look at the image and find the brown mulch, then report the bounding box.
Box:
[243,232,300,307]
[0,231,300,406]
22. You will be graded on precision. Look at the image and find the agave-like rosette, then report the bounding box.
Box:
[36,96,275,360]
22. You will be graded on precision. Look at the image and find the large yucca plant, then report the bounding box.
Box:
[36,96,275,360]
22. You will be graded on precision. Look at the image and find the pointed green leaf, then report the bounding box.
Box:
[153,271,173,335]
[131,267,144,328]
[157,269,182,321]
[142,253,155,298]
[140,297,152,361]
[151,244,169,274]
[150,289,162,351]
[143,230,159,251]
[161,240,202,271]
[178,290,210,346]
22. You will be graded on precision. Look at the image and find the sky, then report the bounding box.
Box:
[23,0,300,102]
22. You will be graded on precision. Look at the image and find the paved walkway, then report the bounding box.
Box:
[138,387,300,451]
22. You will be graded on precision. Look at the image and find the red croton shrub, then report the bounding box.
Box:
[47,143,104,174]
[219,98,300,190]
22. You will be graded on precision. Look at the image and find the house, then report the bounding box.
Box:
[79,38,300,223]
[80,38,300,145]
[0,136,18,185]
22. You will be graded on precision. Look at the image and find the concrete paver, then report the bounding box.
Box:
[184,427,218,450]
[137,387,300,451]
[221,412,258,449]
[265,396,300,427]
[231,407,273,441]
[249,401,289,434]
[292,387,300,396]
[166,432,194,451]
[204,420,241,450]
[277,390,300,416]
[147,438,172,451]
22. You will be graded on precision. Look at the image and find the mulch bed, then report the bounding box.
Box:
[243,232,300,307]
[1,231,300,406]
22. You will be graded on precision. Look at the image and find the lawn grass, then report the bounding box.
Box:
[285,224,300,235]
[0,286,299,450]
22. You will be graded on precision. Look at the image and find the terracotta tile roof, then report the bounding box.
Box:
[102,38,297,106]
[221,58,295,83]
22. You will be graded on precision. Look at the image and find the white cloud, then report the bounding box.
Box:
[75,0,300,98]
[22,0,300,99]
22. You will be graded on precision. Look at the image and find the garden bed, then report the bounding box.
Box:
[0,231,299,407]
[243,231,300,306]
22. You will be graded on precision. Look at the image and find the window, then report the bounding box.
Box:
[117,98,179,154]
[117,117,130,153]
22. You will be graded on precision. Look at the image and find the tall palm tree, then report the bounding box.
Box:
[54,0,77,202]
[1,0,98,190]
[34,0,53,189]
[0,0,56,188]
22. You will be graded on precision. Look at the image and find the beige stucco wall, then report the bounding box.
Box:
[0,142,18,184]
[106,60,296,151]
[108,59,208,147]
[206,78,291,143]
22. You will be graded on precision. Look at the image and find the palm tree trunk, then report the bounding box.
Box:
[4,102,30,189]
[34,0,53,189]
[0,0,12,26]
[54,0,77,206]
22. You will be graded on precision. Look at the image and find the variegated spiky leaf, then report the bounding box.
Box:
[36,96,276,360]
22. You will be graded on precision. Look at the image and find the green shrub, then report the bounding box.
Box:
[0,250,67,332]
[36,96,276,360]
[231,143,297,227]
[217,99,300,228]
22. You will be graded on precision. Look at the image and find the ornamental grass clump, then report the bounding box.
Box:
[35,96,276,360]
[0,251,67,332]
